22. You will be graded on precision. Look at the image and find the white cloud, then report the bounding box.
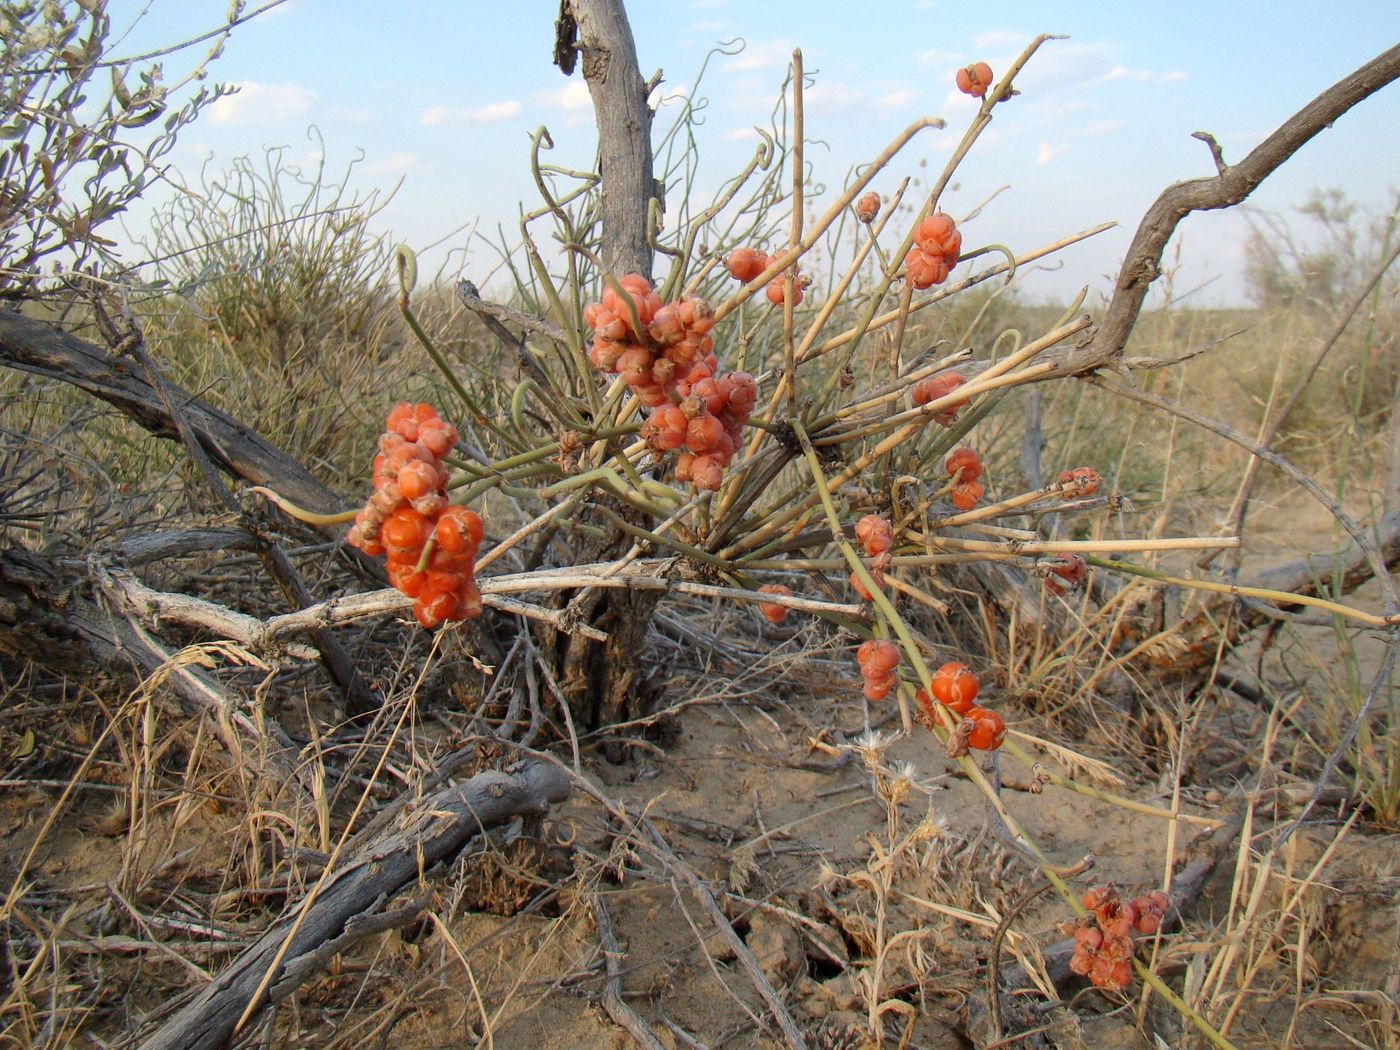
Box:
[1015,42,1118,90]
[802,80,865,113]
[1037,140,1069,165]
[363,152,421,176]
[1078,119,1126,137]
[1100,64,1188,85]
[876,88,918,115]
[650,82,692,111]
[973,30,1027,51]
[941,87,981,114]
[725,39,796,73]
[421,99,522,125]
[537,81,592,111]
[725,126,761,141]
[1100,65,1154,83]
[918,48,961,69]
[330,105,372,123]
[209,81,315,124]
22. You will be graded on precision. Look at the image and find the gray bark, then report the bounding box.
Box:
[565,0,657,279]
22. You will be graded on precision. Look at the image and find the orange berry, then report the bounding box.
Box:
[589,339,624,372]
[855,191,880,224]
[418,419,458,458]
[913,687,938,724]
[690,377,729,416]
[648,303,684,345]
[719,371,758,414]
[1059,466,1102,498]
[1134,910,1162,936]
[1074,924,1104,951]
[930,662,979,714]
[905,246,950,290]
[414,588,458,630]
[1096,899,1137,939]
[690,454,724,491]
[862,675,894,701]
[397,458,439,502]
[856,639,900,675]
[1045,553,1088,596]
[381,507,431,554]
[455,577,484,620]
[849,567,885,601]
[855,514,893,557]
[757,583,794,624]
[388,562,427,597]
[725,247,768,283]
[913,213,961,258]
[911,372,967,426]
[765,273,804,306]
[950,480,984,512]
[964,707,1006,750]
[435,506,484,554]
[945,446,982,483]
[1069,948,1094,978]
[1081,885,1115,912]
[685,413,726,454]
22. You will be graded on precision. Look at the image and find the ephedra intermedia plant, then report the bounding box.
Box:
[258,37,1289,1025]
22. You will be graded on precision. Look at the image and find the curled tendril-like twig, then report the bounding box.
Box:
[959,242,1018,286]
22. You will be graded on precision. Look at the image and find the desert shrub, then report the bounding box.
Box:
[1239,188,1400,432]
[139,146,407,479]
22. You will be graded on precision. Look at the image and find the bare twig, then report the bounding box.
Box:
[1057,42,1400,376]
[594,894,668,1050]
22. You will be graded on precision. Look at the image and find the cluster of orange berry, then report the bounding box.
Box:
[851,513,894,600]
[725,247,806,306]
[907,213,962,289]
[582,274,760,493]
[856,639,900,701]
[914,662,1006,750]
[584,274,717,409]
[756,582,793,624]
[955,61,994,98]
[912,370,967,425]
[347,403,485,629]
[1070,885,1170,991]
[945,445,984,512]
[645,369,759,491]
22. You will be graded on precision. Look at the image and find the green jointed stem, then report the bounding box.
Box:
[400,301,518,448]
[791,419,1086,900]
[1135,962,1239,1050]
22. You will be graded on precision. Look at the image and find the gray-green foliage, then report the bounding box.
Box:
[0,0,235,302]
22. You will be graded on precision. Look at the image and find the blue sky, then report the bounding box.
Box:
[115,1,1400,305]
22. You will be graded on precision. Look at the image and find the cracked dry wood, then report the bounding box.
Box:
[136,762,571,1050]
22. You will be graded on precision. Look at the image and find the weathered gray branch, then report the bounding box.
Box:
[135,761,571,1050]
[1051,41,1400,378]
[564,0,656,279]
[0,310,348,523]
